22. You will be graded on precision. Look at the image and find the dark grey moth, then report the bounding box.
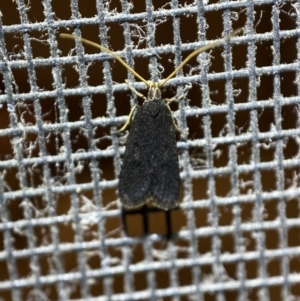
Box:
[118,86,180,210]
[60,28,242,210]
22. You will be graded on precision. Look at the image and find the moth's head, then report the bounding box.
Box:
[147,82,161,100]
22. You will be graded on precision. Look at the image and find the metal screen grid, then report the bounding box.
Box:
[0,0,299,300]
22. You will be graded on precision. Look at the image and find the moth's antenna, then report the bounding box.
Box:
[159,27,243,88]
[60,33,151,87]
[60,28,243,89]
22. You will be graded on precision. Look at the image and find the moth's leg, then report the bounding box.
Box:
[118,104,138,132]
[166,104,180,132]
[117,80,146,133]
[165,94,185,132]
[164,94,184,104]
[125,79,146,99]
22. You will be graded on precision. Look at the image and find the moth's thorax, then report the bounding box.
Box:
[147,82,162,100]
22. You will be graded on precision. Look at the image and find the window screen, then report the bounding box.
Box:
[0,0,299,300]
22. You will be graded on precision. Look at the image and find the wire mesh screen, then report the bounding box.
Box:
[0,0,299,300]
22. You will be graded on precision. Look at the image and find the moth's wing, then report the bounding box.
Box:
[118,106,153,208]
[119,101,180,209]
[149,104,180,210]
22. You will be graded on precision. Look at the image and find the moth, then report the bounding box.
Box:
[60,28,242,210]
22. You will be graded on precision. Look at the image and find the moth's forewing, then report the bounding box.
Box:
[119,100,180,209]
